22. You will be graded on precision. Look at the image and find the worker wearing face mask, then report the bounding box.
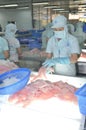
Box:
[5,21,22,65]
[42,22,54,49]
[72,21,86,49]
[42,15,81,76]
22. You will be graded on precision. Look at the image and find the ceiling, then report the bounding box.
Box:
[0,0,86,13]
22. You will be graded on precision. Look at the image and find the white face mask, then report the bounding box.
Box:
[54,30,65,39]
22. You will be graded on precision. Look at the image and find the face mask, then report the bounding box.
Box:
[54,30,65,39]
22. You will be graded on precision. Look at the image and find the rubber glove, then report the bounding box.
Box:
[42,57,70,67]
[42,59,56,68]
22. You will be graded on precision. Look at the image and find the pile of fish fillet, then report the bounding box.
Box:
[8,67,78,108]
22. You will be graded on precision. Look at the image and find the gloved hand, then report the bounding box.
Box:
[42,57,70,67]
[42,59,56,68]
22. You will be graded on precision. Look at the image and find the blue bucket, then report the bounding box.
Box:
[75,84,86,115]
[0,68,31,95]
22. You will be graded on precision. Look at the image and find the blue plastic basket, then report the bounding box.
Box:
[31,31,42,38]
[28,38,37,43]
[17,37,29,44]
[28,42,42,50]
[75,84,86,115]
[16,30,30,35]
[0,68,31,95]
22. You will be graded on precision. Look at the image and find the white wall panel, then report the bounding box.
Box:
[0,9,32,31]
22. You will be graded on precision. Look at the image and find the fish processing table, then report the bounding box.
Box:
[0,73,86,130]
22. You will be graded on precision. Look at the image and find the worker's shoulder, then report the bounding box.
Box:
[0,36,5,41]
[0,37,8,44]
[68,33,78,41]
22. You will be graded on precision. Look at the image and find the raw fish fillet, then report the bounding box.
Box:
[8,79,77,107]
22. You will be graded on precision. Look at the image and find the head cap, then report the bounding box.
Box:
[51,15,67,28]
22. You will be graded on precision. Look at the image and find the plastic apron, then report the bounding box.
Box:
[53,39,76,76]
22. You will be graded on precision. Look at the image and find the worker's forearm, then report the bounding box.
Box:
[70,54,80,63]
[17,48,22,55]
[4,51,9,59]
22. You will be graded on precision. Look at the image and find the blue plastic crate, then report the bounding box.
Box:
[28,42,42,50]
[75,84,86,115]
[36,37,42,43]
[16,30,30,35]
[28,38,37,43]
[32,32,42,38]
[27,37,42,49]
[31,30,42,37]
[17,37,29,44]
[28,37,42,43]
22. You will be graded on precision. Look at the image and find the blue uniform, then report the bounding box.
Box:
[0,37,9,59]
[7,38,20,62]
[43,15,81,76]
[5,23,21,62]
[73,22,86,48]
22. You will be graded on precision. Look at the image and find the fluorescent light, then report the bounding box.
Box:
[4,4,18,7]
[74,0,86,2]
[33,2,48,5]
[53,8,65,11]
[79,5,86,7]
[0,4,18,8]
[74,0,81,3]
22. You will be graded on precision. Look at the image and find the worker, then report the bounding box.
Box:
[41,22,54,49]
[72,21,86,48]
[42,15,81,76]
[5,21,22,65]
[67,23,75,34]
[0,37,9,59]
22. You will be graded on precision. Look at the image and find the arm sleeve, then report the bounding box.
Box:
[14,39,20,48]
[46,37,53,53]
[1,38,9,50]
